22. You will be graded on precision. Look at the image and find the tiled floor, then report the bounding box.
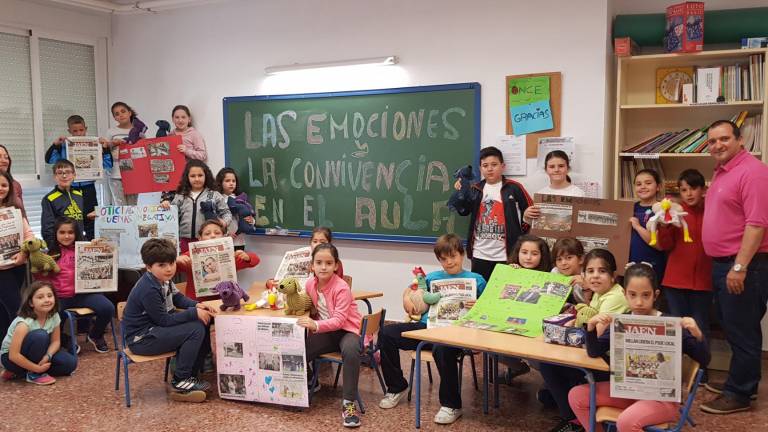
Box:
[1,342,767,431]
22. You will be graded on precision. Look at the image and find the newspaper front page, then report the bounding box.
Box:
[0,208,23,267]
[190,236,237,297]
[74,241,118,293]
[273,246,312,288]
[427,278,477,328]
[66,136,103,180]
[610,314,682,402]
[216,315,308,407]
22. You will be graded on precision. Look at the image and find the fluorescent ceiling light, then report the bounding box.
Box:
[265,56,398,75]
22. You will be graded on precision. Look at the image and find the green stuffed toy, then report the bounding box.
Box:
[277,277,313,315]
[574,303,599,328]
[21,238,60,276]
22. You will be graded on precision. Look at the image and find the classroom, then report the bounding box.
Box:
[1,0,767,430]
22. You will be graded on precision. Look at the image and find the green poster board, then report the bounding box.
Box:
[457,266,571,337]
[223,83,480,243]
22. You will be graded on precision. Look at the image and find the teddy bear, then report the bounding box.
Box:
[212,280,250,311]
[574,303,599,328]
[402,267,441,322]
[155,120,171,138]
[227,193,259,235]
[21,238,60,276]
[447,165,476,214]
[277,277,313,315]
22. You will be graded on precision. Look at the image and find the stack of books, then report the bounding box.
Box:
[621,111,762,155]
[693,54,764,103]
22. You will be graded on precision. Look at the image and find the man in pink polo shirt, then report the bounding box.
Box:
[701,120,768,415]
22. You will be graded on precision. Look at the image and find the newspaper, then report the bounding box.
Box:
[531,203,573,232]
[190,236,237,297]
[0,208,23,266]
[427,278,477,328]
[274,246,312,288]
[216,315,308,407]
[610,314,682,402]
[74,241,118,293]
[66,136,103,180]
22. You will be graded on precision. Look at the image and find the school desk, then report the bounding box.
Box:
[402,327,609,431]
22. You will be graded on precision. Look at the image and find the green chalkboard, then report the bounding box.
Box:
[223,83,480,243]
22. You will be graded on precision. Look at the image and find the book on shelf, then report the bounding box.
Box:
[621,111,762,155]
[654,54,765,105]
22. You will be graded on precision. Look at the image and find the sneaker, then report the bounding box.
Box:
[700,394,751,414]
[704,382,758,400]
[537,388,557,409]
[61,334,81,354]
[168,389,207,403]
[1,369,17,381]
[549,417,585,432]
[379,390,407,409]
[433,406,462,424]
[171,376,211,393]
[26,372,56,385]
[342,401,361,428]
[86,335,109,353]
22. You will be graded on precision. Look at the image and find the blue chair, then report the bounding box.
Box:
[113,302,174,407]
[309,308,387,413]
[63,307,117,354]
[598,356,704,432]
[407,348,479,401]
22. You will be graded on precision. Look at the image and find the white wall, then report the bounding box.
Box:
[108,0,612,319]
[1,0,110,38]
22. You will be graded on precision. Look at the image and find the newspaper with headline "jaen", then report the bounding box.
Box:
[190,236,237,297]
[610,314,682,402]
[427,278,477,329]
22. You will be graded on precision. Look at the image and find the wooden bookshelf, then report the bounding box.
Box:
[613,48,768,199]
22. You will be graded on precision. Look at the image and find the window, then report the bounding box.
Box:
[0,25,106,235]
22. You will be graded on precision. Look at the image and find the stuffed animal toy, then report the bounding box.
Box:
[155,120,171,138]
[21,238,60,275]
[200,200,218,221]
[574,303,599,328]
[227,193,258,235]
[402,267,441,322]
[647,197,693,246]
[127,117,148,144]
[212,280,249,311]
[447,165,476,214]
[277,277,313,315]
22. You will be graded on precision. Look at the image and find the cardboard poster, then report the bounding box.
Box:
[457,266,571,337]
[119,135,185,194]
[215,315,308,407]
[94,205,179,269]
[531,194,634,274]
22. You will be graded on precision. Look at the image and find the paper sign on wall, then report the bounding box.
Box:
[510,100,554,135]
[537,137,575,169]
[496,135,526,176]
[508,76,551,106]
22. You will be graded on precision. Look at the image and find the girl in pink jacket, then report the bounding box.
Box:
[298,243,362,428]
[172,105,208,162]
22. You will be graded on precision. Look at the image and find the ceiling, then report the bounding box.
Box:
[40,0,226,14]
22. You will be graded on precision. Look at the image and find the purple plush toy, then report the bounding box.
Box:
[213,280,250,311]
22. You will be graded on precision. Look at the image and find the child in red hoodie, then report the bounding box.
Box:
[656,169,712,338]
[175,219,259,301]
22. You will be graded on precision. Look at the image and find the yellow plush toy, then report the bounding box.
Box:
[574,303,599,328]
[22,238,60,276]
[276,277,313,315]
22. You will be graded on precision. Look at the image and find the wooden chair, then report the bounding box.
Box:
[310,308,387,413]
[63,307,117,354]
[407,348,479,401]
[598,356,704,432]
[114,302,175,407]
[343,275,353,289]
